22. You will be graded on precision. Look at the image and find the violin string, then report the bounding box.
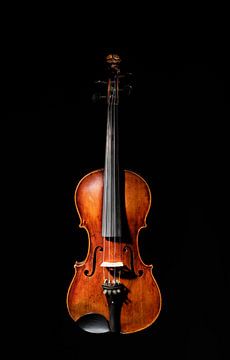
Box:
[117,75,122,280]
[115,75,121,281]
[104,79,111,284]
[108,91,112,283]
[113,79,116,283]
[102,236,105,282]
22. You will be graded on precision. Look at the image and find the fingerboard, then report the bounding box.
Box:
[102,83,122,237]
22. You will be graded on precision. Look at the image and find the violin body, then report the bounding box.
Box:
[67,169,161,334]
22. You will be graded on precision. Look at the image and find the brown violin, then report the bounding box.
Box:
[66,54,162,334]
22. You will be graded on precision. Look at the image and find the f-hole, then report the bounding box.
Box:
[84,246,103,277]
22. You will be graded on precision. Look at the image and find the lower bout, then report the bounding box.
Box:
[66,269,162,334]
[120,277,162,333]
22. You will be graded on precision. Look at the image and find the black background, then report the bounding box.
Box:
[6,9,229,359]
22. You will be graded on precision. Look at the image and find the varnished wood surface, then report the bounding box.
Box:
[67,169,162,334]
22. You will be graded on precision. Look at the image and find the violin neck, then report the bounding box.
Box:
[102,79,122,237]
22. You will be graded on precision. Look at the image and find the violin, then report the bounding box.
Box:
[66,54,162,334]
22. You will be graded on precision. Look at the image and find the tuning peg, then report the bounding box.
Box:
[94,80,107,85]
[92,93,107,103]
[118,72,133,79]
[120,84,133,96]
